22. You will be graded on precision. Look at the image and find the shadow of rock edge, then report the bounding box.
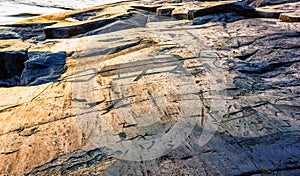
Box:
[0,51,27,87]
[24,124,300,175]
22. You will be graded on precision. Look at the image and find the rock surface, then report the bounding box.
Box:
[20,52,67,86]
[0,0,299,175]
[280,11,300,22]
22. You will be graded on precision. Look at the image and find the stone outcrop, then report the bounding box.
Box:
[0,50,66,86]
[188,1,257,19]
[0,0,299,175]
[20,52,67,85]
[44,13,132,39]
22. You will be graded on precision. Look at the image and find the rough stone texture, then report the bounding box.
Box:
[0,0,299,175]
[0,50,66,86]
[244,0,299,7]
[280,11,300,22]
[188,1,257,19]
[156,7,175,16]
[44,14,131,39]
[256,2,300,19]
[193,12,245,25]
[20,52,67,86]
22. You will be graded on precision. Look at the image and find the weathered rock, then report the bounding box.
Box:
[193,12,245,25]
[0,0,300,175]
[20,52,66,85]
[188,1,257,19]
[256,2,300,19]
[280,11,300,22]
[77,13,148,37]
[66,8,104,21]
[245,0,299,7]
[172,7,189,19]
[131,5,162,12]
[44,14,132,39]
[0,76,21,87]
[1,23,56,40]
[0,28,22,39]
[156,7,175,16]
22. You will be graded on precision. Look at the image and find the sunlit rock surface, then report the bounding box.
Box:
[0,0,299,175]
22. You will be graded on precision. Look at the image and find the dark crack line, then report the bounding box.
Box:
[0,109,101,136]
[0,149,20,155]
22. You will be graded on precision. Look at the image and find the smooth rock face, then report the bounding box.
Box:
[0,0,299,175]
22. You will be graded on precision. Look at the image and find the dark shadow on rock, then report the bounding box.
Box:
[75,13,148,37]
[0,51,27,87]
[20,51,67,86]
[24,123,300,175]
[192,12,245,25]
[67,8,104,21]
[244,0,299,7]
[1,23,57,40]
[188,1,257,20]
[0,51,67,87]
[44,13,135,39]
[222,30,300,95]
